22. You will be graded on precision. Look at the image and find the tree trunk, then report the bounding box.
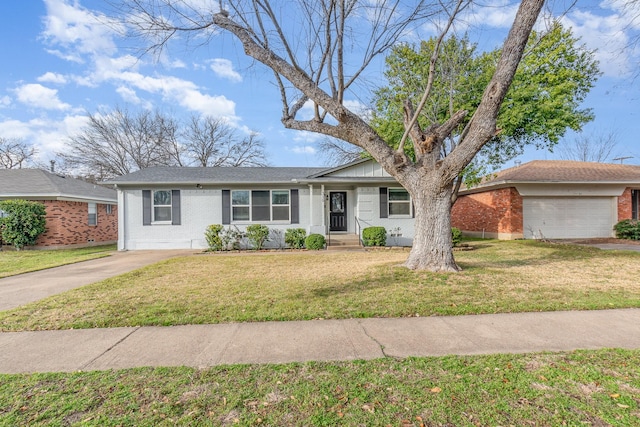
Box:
[404,183,460,272]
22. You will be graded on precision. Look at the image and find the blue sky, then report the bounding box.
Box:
[0,0,639,168]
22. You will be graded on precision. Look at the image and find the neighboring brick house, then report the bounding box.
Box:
[0,169,117,249]
[452,160,640,239]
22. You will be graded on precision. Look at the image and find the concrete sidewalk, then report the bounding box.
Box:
[1,308,639,374]
[0,249,195,311]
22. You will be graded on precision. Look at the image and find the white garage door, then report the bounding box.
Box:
[523,197,616,239]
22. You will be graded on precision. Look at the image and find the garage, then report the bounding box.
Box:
[523,197,616,239]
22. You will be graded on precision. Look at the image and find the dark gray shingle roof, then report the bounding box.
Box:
[106,166,329,185]
[0,169,117,202]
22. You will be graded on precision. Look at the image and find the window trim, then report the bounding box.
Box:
[230,189,291,223]
[105,204,113,215]
[152,189,173,224]
[387,187,412,218]
[88,202,97,226]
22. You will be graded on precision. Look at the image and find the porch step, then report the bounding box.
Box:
[326,234,363,251]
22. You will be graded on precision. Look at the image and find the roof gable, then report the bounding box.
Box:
[309,158,392,178]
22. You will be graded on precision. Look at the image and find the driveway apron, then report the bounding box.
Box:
[0,250,194,311]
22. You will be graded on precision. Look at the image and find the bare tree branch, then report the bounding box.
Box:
[0,137,37,169]
[557,131,621,163]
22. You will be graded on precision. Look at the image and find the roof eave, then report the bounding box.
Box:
[460,179,640,195]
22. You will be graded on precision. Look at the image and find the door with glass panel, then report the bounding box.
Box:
[329,191,347,231]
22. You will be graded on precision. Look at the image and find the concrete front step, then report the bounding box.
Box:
[326,234,362,250]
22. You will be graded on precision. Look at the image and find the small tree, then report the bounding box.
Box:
[0,200,47,250]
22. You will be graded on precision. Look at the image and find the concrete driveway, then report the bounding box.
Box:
[0,250,194,311]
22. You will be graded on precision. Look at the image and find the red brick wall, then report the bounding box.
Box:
[618,187,633,221]
[36,200,117,247]
[452,187,523,236]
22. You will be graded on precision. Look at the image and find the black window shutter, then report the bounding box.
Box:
[291,189,299,224]
[379,187,388,218]
[222,190,231,224]
[142,190,151,225]
[171,190,181,225]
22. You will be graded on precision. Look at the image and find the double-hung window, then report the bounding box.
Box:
[231,190,290,222]
[153,190,172,223]
[88,203,97,226]
[388,188,411,217]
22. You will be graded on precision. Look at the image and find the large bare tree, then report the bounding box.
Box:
[0,137,37,169]
[122,0,545,271]
[60,108,269,180]
[60,107,182,180]
[558,131,620,163]
[183,115,269,167]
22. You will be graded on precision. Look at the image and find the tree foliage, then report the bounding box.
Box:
[0,200,47,250]
[60,107,269,179]
[0,138,37,169]
[372,23,600,171]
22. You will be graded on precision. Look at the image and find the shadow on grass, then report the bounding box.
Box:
[456,241,620,272]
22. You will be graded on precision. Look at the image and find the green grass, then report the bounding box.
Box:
[0,245,116,278]
[1,349,638,426]
[1,240,639,331]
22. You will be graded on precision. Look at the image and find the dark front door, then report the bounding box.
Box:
[330,192,347,232]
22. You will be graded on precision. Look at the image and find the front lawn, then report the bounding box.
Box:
[1,349,638,426]
[1,240,639,331]
[0,245,116,278]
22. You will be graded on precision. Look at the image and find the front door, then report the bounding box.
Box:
[329,191,347,232]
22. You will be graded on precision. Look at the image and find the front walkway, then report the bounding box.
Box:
[1,309,639,374]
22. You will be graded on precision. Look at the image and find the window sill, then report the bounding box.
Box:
[151,221,173,225]
[231,221,292,225]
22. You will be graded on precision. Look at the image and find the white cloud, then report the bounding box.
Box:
[291,145,317,155]
[344,99,372,121]
[41,0,122,59]
[112,72,238,118]
[13,84,71,111]
[292,130,324,145]
[560,5,639,78]
[209,58,242,82]
[0,114,88,159]
[116,86,146,106]
[0,96,10,107]
[37,72,68,85]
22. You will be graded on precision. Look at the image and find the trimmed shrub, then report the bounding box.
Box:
[452,227,463,247]
[204,224,224,251]
[245,224,270,250]
[362,226,386,247]
[285,228,307,249]
[0,200,47,250]
[305,233,325,250]
[614,219,640,240]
